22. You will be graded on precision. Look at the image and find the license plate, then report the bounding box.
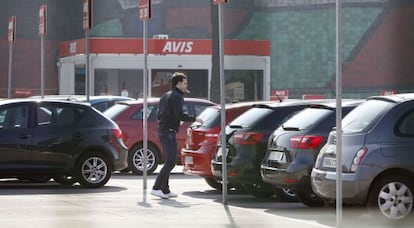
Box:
[268,151,285,161]
[322,157,336,168]
[185,156,193,165]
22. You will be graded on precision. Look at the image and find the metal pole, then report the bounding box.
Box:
[85,30,90,101]
[335,0,343,227]
[142,19,148,190]
[41,35,45,98]
[218,3,227,205]
[7,43,13,98]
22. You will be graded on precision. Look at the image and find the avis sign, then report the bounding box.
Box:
[162,41,194,54]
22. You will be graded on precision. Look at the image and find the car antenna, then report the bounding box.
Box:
[273,91,283,102]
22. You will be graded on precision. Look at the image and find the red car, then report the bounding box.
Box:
[103,97,215,175]
[182,101,272,190]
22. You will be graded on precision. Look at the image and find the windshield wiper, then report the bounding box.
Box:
[281,125,300,131]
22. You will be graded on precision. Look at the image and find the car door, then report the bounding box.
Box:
[30,103,86,172]
[0,103,32,173]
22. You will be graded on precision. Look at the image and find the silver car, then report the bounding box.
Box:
[311,93,414,220]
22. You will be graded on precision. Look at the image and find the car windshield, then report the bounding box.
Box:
[196,107,220,128]
[281,107,332,130]
[341,99,394,133]
[230,107,273,128]
[103,103,129,119]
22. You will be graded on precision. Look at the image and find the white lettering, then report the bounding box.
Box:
[162,41,194,54]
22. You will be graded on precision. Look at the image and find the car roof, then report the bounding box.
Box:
[307,99,365,109]
[29,95,135,104]
[250,99,332,109]
[368,93,414,103]
[114,97,216,106]
[0,98,92,107]
[207,100,276,110]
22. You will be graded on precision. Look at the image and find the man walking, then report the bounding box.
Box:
[151,72,203,199]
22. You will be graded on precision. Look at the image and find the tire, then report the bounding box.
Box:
[242,182,275,198]
[76,151,112,188]
[367,175,413,220]
[204,177,222,190]
[295,189,325,207]
[53,175,77,186]
[275,188,297,202]
[128,144,159,175]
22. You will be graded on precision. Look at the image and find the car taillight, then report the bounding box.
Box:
[350,147,367,172]
[290,135,324,149]
[233,132,264,145]
[112,128,123,139]
[187,129,219,150]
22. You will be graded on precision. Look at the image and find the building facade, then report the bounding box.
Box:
[1,0,413,100]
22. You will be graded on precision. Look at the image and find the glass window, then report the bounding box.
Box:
[197,107,220,128]
[132,105,156,120]
[342,100,393,134]
[281,107,332,130]
[37,104,86,127]
[0,105,29,129]
[230,107,273,128]
[194,103,211,116]
[397,109,414,135]
[103,103,129,119]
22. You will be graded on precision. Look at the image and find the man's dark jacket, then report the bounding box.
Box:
[158,87,196,133]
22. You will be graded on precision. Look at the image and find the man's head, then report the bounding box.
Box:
[171,72,188,93]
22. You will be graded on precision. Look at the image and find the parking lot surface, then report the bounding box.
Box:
[0,166,412,228]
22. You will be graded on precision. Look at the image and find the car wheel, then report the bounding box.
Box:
[368,175,413,220]
[53,175,77,186]
[204,177,222,190]
[128,144,159,175]
[274,187,297,202]
[76,151,112,188]
[242,182,275,198]
[295,189,325,207]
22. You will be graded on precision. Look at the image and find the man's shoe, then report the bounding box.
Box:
[166,192,178,198]
[151,189,169,199]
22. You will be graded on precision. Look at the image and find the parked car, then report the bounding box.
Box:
[29,95,135,112]
[104,97,215,175]
[182,101,272,190]
[311,93,414,220]
[0,99,128,188]
[261,100,362,206]
[211,100,324,199]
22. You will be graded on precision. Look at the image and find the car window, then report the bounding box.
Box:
[0,105,29,129]
[197,107,220,128]
[37,104,85,127]
[281,107,332,130]
[342,100,393,133]
[230,107,274,128]
[397,109,414,136]
[183,103,191,115]
[103,103,129,119]
[132,104,156,120]
[194,103,211,116]
[92,102,110,112]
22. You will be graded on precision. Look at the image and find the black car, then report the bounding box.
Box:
[0,99,128,188]
[211,100,325,199]
[261,100,362,206]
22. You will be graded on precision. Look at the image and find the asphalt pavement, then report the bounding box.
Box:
[0,166,413,228]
